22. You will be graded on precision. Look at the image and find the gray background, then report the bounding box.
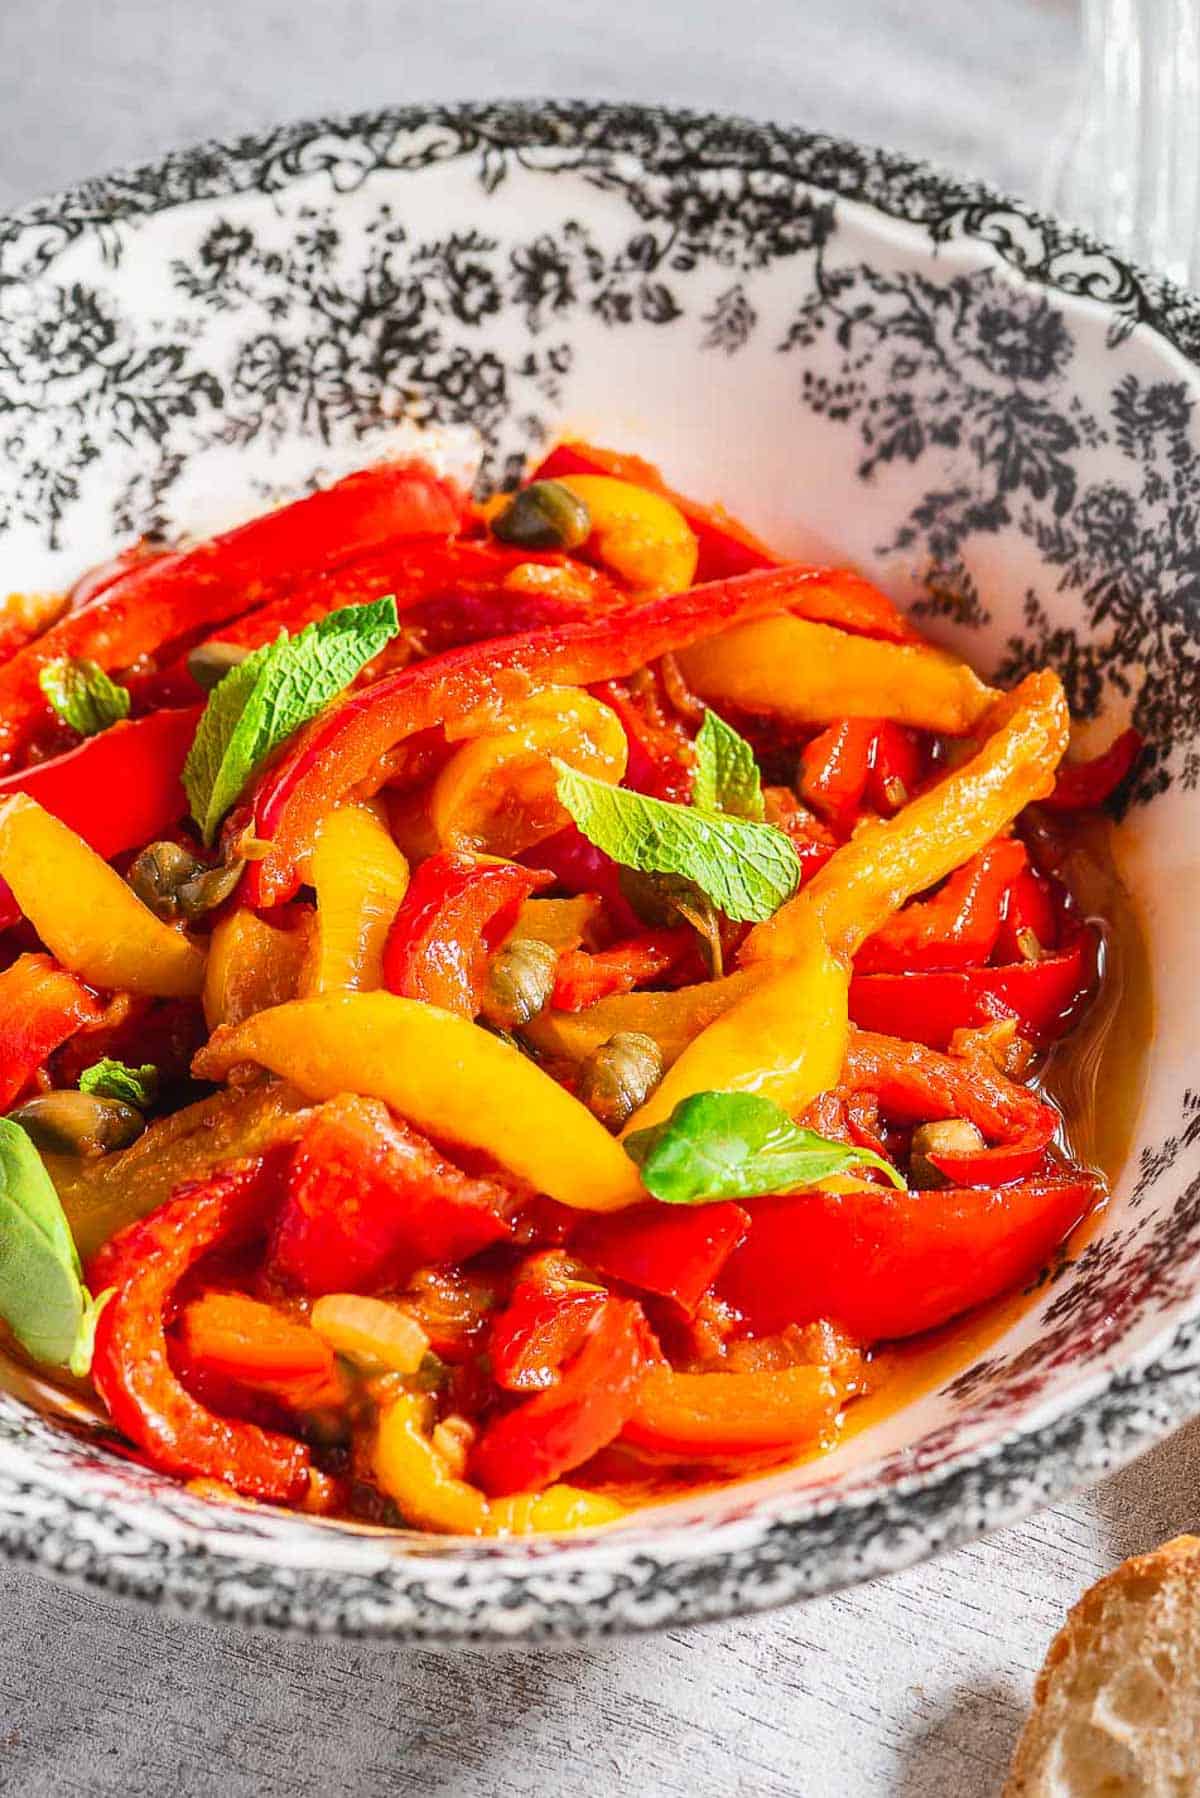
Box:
[3,3,1196,1794]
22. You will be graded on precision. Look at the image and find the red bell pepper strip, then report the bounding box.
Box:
[471,1296,654,1495]
[0,952,104,1108]
[867,722,923,815]
[268,1094,511,1296]
[1041,728,1142,813]
[88,1154,311,1503]
[177,1291,345,1410]
[799,719,878,833]
[848,929,1096,1051]
[488,1286,608,1392]
[764,789,839,884]
[382,851,551,1017]
[855,840,1028,975]
[623,1364,841,1458]
[551,927,699,1011]
[591,677,694,802]
[840,1027,1060,1183]
[572,1201,749,1316]
[718,1173,1098,1339]
[994,865,1060,962]
[244,565,836,907]
[0,461,464,772]
[533,439,782,582]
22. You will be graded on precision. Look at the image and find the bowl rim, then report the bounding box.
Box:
[3,95,1200,1643]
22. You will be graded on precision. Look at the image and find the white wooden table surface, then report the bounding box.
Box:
[4,4,1195,1793]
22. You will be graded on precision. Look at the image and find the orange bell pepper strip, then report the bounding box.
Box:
[855,840,1028,974]
[717,1174,1098,1340]
[621,908,849,1135]
[304,802,409,994]
[0,794,206,999]
[623,1364,841,1458]
[744,670,1071,967]
[177,1291,345,1411]
[471,1296,653,1496]
[203,907,312,1030]
[0,952,104,1109]
[88,1154,311,1503]
[0,461,464,772]
[676,615,994,734]
[193,992,647,1212]
[241,565,864,909]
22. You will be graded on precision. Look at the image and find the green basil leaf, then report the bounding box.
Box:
[692,709,764,820]
[79,1059,160,1109]
[68,1286,114,1380]
[183,595,399,843]
[552,761,799,925]
[624,1090,906,1205]
[0,1118,90,1366]
[38,658,130,737]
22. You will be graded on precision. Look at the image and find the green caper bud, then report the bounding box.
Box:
[126,841,243,921]
[578,1031,664,1130]
[186,640,248,692]
[910,1118,986,1189]
[175,858,245,922]
[8,1091,145,1158]
[480,938,558,1030]
[492,480,591,552]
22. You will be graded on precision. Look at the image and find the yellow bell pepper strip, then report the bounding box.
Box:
[523,966,766,1069]
[203,907,312,1030]
[193,991,647,1212]
[375,1390,491,1533]
[0,794,205,999]
[484,1484,625,1535]
[743,670,1071,967]
[676,615,994,734]
[430,685,628,857]
[506,894,605,955]
[304,801,409,994]
[621,910,849,1136]
[550,474,699,594]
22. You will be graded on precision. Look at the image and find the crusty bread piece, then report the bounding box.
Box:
[1006,1534,1200,1796]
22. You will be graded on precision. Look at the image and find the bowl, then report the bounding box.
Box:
[2,100,1199,1645]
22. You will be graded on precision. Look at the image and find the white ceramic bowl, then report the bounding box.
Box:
[2,101,1199,1644]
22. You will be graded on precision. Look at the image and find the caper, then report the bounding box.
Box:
[8,1091,145,1158]
[480,938,558,1030]
[578,1031,664,1130]
[186,640,248,692]
[492,480,591,552]
[910,1118,986,1189]
[127,841,243,921]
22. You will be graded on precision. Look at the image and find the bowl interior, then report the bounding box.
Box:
[2,103,1200,1640]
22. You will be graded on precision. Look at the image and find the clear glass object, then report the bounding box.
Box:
[1047,0,1200,286]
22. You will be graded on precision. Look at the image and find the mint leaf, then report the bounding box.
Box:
[624,1090,906,1205]
[0,1118,94,1367]
[692,710,764,820]
[553,761,799,924]
[38,658,130,737]
[184,596,399,843]
[79,1059,159,1109]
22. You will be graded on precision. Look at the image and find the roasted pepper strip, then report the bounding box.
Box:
[0,952,104,1109]
[471,1296,653,1496]
[193,992,646,1212]
[523,967,766,1070]
[242,565,855,908]
[551,928,698,1011]
[269,1093,511,1295]
[841,1027,1060,1181]
[488,1287,608,1393]
[1041,727,1143,813]
[623,1364,841,1458]
[383,852,550,1017]
[88,1155,311,1502]
[745,671,1071,966]
[677,616,993,734]
[375,1390,491,1533]
[0,461,463,771]
[849,930,1097,1050]
[718,1175,1097,1339]
[305,802,409,994]
[855,840,1028,974]
[203,907,312,1031]
[572,1202,749,1316]
[177,1291,345,1411]
[621,909,848,1136]
[0,795,206,998]
[798,719,878,832]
